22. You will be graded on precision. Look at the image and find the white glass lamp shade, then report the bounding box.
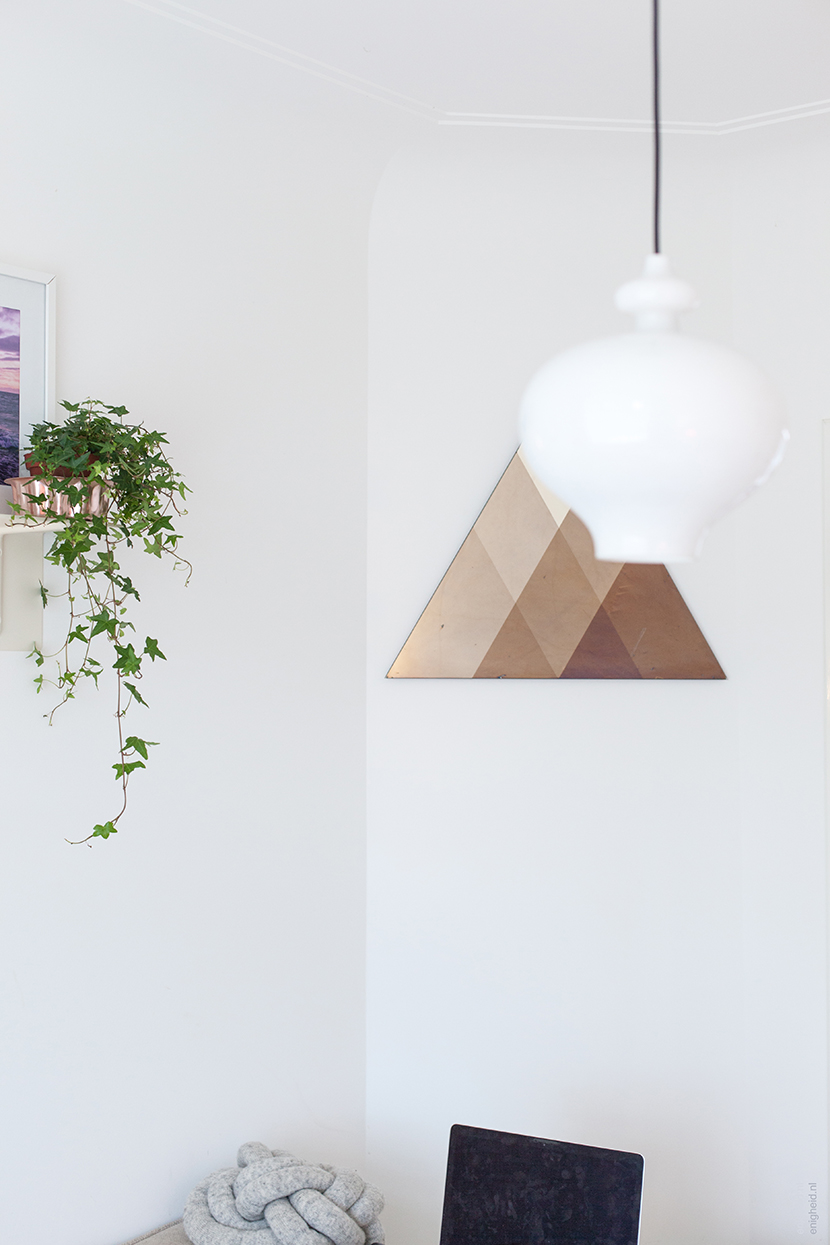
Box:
[519,254,788,562]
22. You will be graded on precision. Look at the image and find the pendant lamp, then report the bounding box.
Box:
[518,0,788,563]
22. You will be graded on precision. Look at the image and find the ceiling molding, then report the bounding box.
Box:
[442,100,830,136]
[122,0,830,137]
[121,0,439,120]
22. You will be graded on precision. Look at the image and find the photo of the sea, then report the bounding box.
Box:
[0,304,21,484]
[0,390,19,483]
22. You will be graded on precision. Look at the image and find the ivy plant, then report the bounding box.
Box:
[11,399,190,843]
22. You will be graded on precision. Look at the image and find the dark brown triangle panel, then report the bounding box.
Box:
[559,606,644,679]
[603,564,725,680]
[474,604,556,679]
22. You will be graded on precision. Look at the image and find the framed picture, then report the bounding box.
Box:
[0,262,55,495]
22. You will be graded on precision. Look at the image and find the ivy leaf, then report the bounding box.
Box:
[113,643,142,676]
[123,681,148,707]
[112,759,146,779]
[143,636,166,662]
[38,582,48,607]
[124,736,159,760]
[92,821,117,838]
[113,574,140,600]
[89,610,117,638]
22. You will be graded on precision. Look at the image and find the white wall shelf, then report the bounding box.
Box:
[0,517,63,652]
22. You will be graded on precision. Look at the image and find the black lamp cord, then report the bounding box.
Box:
[652,0,661,254]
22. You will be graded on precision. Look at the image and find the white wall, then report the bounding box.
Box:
[725,116,830,1245]
[367,125,828,1245]
[0,4,415,1243]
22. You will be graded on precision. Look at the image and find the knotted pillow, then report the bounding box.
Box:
[184,1143,386,1245]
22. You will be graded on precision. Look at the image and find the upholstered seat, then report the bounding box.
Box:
[120,1221,189,1245]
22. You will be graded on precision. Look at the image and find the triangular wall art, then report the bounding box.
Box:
[388,450,725,680]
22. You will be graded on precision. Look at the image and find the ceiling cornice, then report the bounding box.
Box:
[122,0,830,137]
[442,101,830,136]
[122,0,439,119]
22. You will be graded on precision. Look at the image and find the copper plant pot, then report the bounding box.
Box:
[4,475,109,518]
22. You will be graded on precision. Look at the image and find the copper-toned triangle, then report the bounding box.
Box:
[387,450,725,680]
[474,604,556,679]
[514,528,603,675]
[603,565,725,679]
[560,606,643,679]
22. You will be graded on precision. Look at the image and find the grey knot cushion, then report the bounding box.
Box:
[183,1143,386,1245]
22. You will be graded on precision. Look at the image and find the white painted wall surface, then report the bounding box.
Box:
[725,118,830,1245]
[0,4,414,1242]
[367,127,828,1245]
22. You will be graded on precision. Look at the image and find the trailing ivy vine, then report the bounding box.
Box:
[11,399,190,843]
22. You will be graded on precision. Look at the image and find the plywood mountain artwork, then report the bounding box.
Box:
[388,450,725,680]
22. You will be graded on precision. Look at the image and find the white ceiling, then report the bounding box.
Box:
[127,0,830,127]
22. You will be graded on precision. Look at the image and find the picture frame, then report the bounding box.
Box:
[0,262,55,650]
[0,261,56,501]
